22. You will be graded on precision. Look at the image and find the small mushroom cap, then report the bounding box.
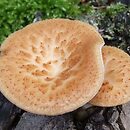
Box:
[0,19,104,115]
[90,46,130,107]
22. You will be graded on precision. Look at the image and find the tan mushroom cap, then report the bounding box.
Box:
[90,46,130,107]
[0,19,104,115]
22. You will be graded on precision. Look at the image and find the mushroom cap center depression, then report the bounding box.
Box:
[19,32,82,92]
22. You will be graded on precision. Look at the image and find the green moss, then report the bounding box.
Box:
[0,0,86,44]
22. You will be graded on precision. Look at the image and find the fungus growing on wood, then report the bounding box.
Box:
[0,19,104,115]
[90,46,130,106]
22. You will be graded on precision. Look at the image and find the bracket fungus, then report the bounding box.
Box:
[90,46,130,107]
[0,19,104,115]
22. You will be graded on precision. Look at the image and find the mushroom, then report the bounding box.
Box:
[90,46,130,107]
[0,19,104,115]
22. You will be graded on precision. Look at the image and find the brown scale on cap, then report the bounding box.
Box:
[0,19,104,115]
[90,46,130,107]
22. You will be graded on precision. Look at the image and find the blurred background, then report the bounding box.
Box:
[0,0,130,54]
